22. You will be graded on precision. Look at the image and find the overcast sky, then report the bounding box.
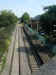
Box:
[0,0,56,17]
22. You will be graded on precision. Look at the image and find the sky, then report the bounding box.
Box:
[0,0,56,17]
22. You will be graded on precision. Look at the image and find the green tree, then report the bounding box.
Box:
[0,10,18,28]
[40,5,56,36]
[21,12,30,24]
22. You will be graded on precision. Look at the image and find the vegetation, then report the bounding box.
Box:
[39,5,56,38]
[0,10,18,27]
[0,10,18,72]
[21,12,30,24]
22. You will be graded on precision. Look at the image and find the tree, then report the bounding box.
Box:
[21,12,30,24]
[39,5,56,36]
[0,10,18,28]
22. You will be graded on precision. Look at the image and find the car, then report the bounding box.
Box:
[39,32,45,35]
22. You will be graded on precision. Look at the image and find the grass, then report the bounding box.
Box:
[0,24,16,72]
[0,55,6,73]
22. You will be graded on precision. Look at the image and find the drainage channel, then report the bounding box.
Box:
[23,28,44,73]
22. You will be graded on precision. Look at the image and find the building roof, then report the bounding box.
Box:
[31,15,40,21]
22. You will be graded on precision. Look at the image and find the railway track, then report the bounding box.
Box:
[19,27,31,75]
[9,26,19,75]
[18,27,21,75]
